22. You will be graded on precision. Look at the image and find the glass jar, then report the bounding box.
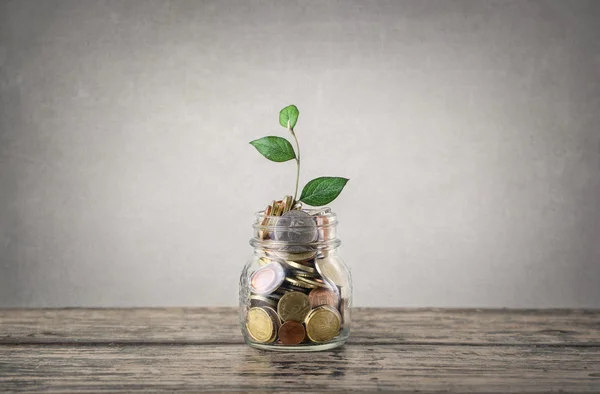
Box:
[239,208,352,351]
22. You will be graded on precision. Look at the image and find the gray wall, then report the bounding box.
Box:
[1,0,599,308]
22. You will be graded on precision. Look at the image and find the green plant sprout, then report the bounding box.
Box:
[250,105,349,207]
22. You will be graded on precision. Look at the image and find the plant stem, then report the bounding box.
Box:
[290,128,301,202]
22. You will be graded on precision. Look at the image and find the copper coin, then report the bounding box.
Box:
[315,214,331,241]
[308,288,339,309]
[278,321,306,345]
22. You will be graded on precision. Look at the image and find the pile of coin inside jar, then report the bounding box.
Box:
[244,196,348,346]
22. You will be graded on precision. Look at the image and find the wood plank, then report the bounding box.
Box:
[1,308,599,345]
[1,344,599,392]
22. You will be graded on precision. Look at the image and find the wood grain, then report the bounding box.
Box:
[1,307,599,345]
[1,344,600,392]
[1,308,599,392]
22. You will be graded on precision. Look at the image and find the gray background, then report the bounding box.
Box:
[1,0,599,308]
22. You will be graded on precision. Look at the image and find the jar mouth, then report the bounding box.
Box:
[251,207,339,247]
[253,208,337,226]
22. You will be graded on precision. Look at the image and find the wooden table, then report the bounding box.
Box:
[1,308,599,392]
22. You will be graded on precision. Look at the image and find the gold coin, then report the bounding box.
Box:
[291,270,320,279]
[284,277,316,289]
[283,260,316,274]
[283,195,293,213]
[246,307,276,343]
[296,276,328,288]
[272,200,284,216]
[277,291,311,322]
[259,204,273,240]
[305,305,341,343]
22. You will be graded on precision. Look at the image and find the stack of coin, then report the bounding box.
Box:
[259,195,295,240]
[246,245,346,345]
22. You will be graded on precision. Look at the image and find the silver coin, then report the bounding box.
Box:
[306,207,331,216]
[250,262,285,295]
[315,256,349,288]
[271,249,317,263]
[273,210,318,244]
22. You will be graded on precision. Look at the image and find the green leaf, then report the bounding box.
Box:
[300,177,349,206]
[249,136,296,162]
[279,105,299,129]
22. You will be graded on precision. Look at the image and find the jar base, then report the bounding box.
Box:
[245,338,348,352]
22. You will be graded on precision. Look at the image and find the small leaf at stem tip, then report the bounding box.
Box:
[299,177,349,206]
[249,136,296,162]
[279,105,299,129]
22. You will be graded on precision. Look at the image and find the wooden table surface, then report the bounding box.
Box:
[1,308,599,392]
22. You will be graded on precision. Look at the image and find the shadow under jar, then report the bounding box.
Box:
[239,208,352,351]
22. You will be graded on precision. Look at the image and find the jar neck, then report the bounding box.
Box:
[249,238,341,252]
[250,208,340,252]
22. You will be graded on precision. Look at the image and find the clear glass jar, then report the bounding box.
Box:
[239,208,352,351]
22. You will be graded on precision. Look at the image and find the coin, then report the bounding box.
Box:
[285,277,317,289]
[306,207,331,216]
[250,262,285,295]
[316,250,330,259]
[283,195,293,213]
[266,292,282,300]
[314,214,332,241]
[296,257,317,267]
[277,291,311,322]
[263,306,282,332]
[259,204,273,240]
[339,297,349,328]
[282,260,317,274]
[278,283,311,294]
[250,295,277,308]
[308,288,340,309]
[272,200,284,216]
[315,257,348,287]
[296,276,329,289]
[274,210,318,244]
[305,305,342,343]
[272,249,317,263]
[257,257,271,266]
[246,307,277,343]
[290,270,320,279]
[278,321,306,345]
